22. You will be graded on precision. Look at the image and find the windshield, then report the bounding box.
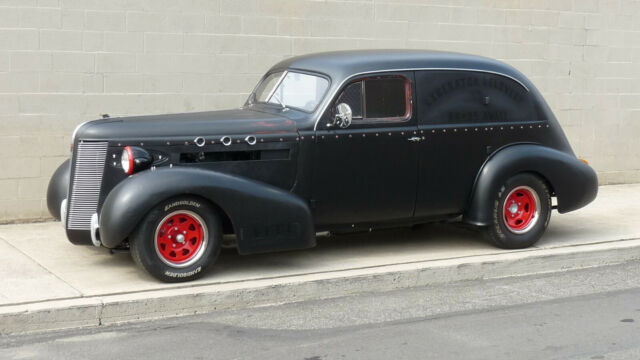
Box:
[249,71,330,112]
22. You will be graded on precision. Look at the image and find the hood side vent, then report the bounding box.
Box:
[180,149,290,163]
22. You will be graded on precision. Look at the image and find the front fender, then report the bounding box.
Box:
[99,167,315,254]
[464,144,598,226]
[46,158,70,220]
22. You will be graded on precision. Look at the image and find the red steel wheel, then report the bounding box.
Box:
[154,210,208,268]
[502,186,540,234]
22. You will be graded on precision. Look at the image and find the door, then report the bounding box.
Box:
[414,70,540,218]
[312,72,419,227]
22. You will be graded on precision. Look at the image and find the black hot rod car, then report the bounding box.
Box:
[47,50,598,282]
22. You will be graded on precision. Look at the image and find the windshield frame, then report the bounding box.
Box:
[247,69,332,114]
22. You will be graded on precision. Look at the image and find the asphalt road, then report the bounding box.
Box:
[2,261,640,360]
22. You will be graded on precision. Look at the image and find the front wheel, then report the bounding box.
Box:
[484,173,552,249]
[130,196,222,282]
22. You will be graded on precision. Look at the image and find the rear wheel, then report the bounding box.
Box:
[130,196,222,282]
[484,173,551,249]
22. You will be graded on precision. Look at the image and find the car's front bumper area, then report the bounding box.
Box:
[47,157,98,246]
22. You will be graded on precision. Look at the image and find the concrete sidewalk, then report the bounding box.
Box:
[1,184,639,334]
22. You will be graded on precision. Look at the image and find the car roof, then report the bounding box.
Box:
[270,49,529,88]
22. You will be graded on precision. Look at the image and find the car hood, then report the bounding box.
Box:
[75,108,298,142]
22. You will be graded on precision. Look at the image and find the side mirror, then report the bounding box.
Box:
[329,103,352,129]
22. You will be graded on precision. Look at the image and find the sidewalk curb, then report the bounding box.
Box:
[2,238,640,335]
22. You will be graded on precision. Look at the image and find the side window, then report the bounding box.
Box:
[365,78,407,119]
[416,70,540,125]
[334,75,411,123]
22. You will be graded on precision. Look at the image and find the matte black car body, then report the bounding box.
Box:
[47,49,597,257]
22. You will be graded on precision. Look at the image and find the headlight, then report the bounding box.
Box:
[121,146,134,175]
[121,146,152,175]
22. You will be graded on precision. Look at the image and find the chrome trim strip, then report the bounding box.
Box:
[313,67,530,131]
[71,120,91,144]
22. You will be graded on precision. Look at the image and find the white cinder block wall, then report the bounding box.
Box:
[0,0,638,222]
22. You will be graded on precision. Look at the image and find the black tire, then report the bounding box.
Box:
[484,173,551,249]
[130,196,222,282]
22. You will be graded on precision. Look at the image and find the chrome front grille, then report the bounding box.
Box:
[66,141,108,230]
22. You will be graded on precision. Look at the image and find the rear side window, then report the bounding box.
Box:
[415,70,541,125]
[365,78,407,118]
[335,76,411,122]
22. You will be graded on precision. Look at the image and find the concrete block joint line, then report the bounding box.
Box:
[0,1,640,222]
[0,184,639,335]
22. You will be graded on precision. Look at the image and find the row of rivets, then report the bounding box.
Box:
[117,124,550,147]
[312,123,550,140]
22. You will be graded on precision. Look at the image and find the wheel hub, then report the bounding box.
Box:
[503,186,540,234]
[176,234,185,244]
[154,211,207,267]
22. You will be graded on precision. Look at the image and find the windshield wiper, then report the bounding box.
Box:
[270,92,289,112]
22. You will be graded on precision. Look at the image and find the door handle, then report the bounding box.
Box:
[407,136,422,142]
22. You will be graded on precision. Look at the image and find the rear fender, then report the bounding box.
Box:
[464,144,598,226]
[99,167,315,254]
